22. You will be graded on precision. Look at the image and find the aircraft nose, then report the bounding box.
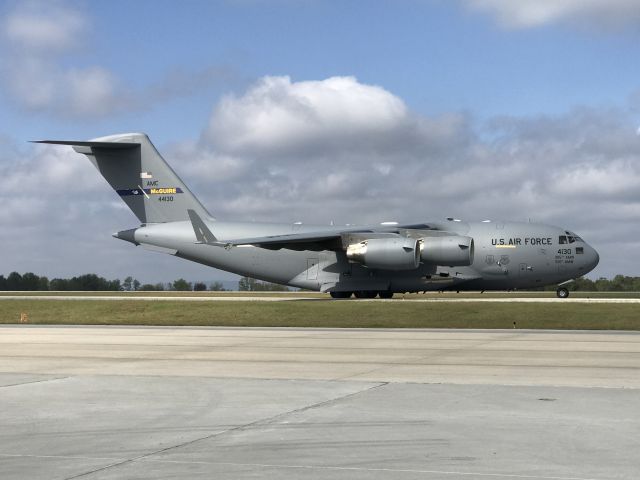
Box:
[586,246,599,272]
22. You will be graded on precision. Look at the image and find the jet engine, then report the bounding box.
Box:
[419,236,474,266]
[346,237,420,270]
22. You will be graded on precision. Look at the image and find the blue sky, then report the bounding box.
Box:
[6,0,639,141]
[1,0,639,283]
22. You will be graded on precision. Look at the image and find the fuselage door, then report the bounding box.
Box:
[307,258,319,280]
[519,263,533,276]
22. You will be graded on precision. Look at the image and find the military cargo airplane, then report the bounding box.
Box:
[37,133,599,298]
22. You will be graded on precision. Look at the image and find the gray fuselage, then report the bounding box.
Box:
[127,218,599,293]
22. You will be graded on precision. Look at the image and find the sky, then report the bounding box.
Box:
[1,0,639,284]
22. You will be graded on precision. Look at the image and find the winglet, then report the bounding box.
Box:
[187,209,218,245]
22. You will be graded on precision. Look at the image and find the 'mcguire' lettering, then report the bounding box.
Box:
[116,187,184,197]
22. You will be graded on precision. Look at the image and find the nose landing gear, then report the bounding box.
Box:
[556,287,570,299]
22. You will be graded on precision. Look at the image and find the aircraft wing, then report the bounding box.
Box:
[224,223,438,251]
[225,231,361,251]
[187,209,442,251]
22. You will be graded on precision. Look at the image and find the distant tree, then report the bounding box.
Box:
[133,279,141,291]
[49,278,70,290]
[210,281,225,291]
[193,282,207,291]
[173,278,192,291]
[49,274,120,291]
[38,276,50,291]
[569,276,595,291]
[73,274,98,290]
[123,276,133,291]
[238,276,257,291]
[21,272,41,291]
[6,272,22,290]
[138,282,165,291]
[257,282,289,292]
[0,275,6,291]
[238,276,289,291]
[594,277,611,292]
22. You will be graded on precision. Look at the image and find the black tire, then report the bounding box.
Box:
[556,287,570,299]
[354,291,377,299]
[330,291,352,299]
[378,291,394,299]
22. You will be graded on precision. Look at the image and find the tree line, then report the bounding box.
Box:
[534,275,640,292]
[5,271,639,292]
[0,272,289,292]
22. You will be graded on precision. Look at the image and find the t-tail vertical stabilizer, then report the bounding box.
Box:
[34,133,211,224]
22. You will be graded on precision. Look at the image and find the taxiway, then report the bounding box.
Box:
[1,326,639,479]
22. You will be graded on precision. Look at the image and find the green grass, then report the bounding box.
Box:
[1,299,639,330]
[2,291,640,298]
[0,291,319,297]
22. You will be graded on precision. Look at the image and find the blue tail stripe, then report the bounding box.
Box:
[117,188,184,196]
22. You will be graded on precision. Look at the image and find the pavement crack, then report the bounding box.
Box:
[0,376,70,388]
[62,381,387,479]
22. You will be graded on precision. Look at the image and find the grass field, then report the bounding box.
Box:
[1,294,639,330]
[2,290,640,298]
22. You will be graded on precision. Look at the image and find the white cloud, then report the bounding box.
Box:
[66,67,120,117]
[3,1,87,52]
[464,0,640,29]
[0,2,121,117]
[206,76,409,156]
[0,1,233,118]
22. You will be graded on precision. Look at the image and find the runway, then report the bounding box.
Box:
[1,294,640,303]
[1,326,639,479]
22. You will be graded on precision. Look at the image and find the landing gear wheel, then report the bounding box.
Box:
[330,291,352,299]
[378,291,394,299]
[556,287,570,299]
[354,291,377,299]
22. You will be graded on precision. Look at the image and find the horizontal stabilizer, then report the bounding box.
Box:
[32,140,139,149]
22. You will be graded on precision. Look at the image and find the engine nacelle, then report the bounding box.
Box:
[346,237,420,270]
[419,236,474,266]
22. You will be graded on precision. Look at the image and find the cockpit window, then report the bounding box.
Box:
[564,231,584,243]
[559,235,568,244]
